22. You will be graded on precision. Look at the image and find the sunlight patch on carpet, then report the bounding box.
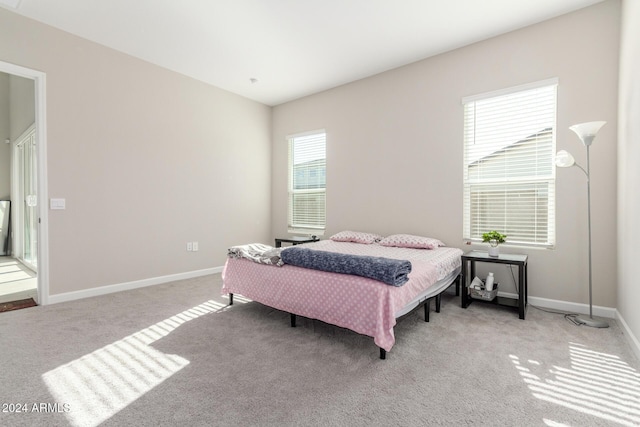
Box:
[511,342,640,426]
[42,298,241,427]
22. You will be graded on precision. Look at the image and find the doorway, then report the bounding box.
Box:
[0,60,49,306]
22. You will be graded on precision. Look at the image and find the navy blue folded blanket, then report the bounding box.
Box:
[280,247,412,286]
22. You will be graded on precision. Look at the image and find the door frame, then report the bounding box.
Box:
[1,60,49,305]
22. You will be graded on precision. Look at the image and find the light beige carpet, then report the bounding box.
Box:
[0,274,638,426]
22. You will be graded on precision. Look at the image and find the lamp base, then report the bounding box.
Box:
[574,315,609,328]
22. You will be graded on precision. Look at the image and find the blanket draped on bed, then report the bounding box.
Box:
[227,243,283,266]
[280,247,412,286]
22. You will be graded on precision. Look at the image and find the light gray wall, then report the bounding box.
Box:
[0,72,9,199]
[0,8,272,295]
[9,74,35,142]
[0,74,7,138]
[272,1,620,308]
[0,73,35,203]
[617,0,640,353]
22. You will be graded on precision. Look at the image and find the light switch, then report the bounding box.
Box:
[50,198,66,210]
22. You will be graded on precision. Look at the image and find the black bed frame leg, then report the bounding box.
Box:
[380,348,386,360]
[455,275,461,297]
[229,293,234,306]
[436,294,441,313]
[424,299,430,322]
[290,313,296,327]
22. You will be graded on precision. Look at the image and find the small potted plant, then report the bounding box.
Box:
[482,231,506,257]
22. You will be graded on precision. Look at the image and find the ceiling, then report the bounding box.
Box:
[2,0,604,106]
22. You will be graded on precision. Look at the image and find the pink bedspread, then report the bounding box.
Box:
[221,241,462,352]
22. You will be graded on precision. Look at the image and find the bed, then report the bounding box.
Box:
[221,235,463,359]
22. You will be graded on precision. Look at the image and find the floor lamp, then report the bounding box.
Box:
[555,121,609,328]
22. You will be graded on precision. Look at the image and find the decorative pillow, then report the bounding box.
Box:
[329,230,383,244]
[379,234,445,249]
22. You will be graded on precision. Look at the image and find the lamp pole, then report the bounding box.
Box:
[586,143,593,321]
[567,121,608,328]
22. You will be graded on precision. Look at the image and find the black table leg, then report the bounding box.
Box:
[461,260,467,308]
[518,265,525,319]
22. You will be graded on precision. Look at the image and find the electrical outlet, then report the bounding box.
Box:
[187,242,193,251]
[192,242,198,251]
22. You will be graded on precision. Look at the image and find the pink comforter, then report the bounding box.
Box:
[221,241,462,352]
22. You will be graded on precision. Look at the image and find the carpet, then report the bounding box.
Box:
[0,298,36,313]
[0,274,638,427]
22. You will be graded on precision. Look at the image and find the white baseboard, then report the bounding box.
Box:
[46,266,223,305]
[615,310,640,363]
[497,291,617,319]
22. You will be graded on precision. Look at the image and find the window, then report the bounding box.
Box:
[462,80,557,247]
[288,131,326,233]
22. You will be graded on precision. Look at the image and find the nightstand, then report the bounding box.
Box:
[275,236,319,248]
[460,250,528,319]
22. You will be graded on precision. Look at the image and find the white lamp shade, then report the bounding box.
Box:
[555,150,576,168]
[569,121,606,146]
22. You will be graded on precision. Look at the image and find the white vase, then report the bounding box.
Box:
[488,240,499,257]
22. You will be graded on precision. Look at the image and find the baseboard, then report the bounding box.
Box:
[615,310,640,363]
[47,266,224,305]
[498,291,617,319]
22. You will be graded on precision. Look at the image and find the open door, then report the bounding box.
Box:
[14,125,37,271]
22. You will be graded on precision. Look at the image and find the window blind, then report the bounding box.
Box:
[463,81,557,247]
[288,131,326,233]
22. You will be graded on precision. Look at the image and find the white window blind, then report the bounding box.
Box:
[463,80,557,247]
[288,131,326,233]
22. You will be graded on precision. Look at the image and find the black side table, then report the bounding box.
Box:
[460,250,528,319]
[275,236,319,248]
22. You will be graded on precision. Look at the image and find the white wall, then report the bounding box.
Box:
[0,8,272,296]
[617,0,640,352]
[272,1,620,308]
